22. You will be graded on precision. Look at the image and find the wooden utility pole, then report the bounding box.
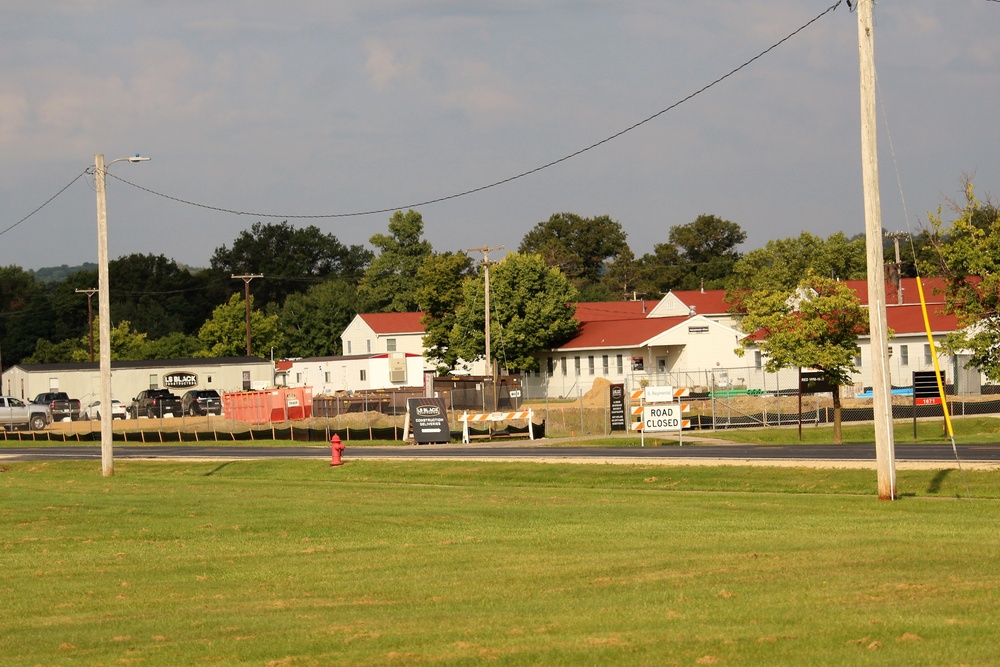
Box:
[468,246,503,410]
[857,0,897,500]
[232,274,263,355]
[75,288,98,362]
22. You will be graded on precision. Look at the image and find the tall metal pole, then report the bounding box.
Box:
[94,154,114,477]
[857,1,896,500]
[232,274,263,355]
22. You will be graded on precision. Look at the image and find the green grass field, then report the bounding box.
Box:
[3,460,999,665]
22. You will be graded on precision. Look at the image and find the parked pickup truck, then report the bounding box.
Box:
[31,392,81,422]
[1,396,52,431]
[130,389,183,419]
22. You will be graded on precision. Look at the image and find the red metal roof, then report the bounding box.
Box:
[556,316,691,350]
[668,289,732,314]
[884,303,958,335]
[842,277,949,306]
[359,312,426,334]
[573,301,651,322]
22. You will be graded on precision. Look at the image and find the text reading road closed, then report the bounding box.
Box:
[642,405,682,432]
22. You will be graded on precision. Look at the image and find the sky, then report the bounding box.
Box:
[1,1,998,272]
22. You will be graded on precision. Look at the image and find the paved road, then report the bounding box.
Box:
[2,442,999,463]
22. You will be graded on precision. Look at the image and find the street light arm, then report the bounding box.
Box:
[104,155,151,170]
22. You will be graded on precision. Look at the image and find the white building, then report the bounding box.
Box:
[1,357,273,408]
[276,352,427,394]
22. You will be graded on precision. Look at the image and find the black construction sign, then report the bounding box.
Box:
[913,370,943,405]
[799,371,835,393]
[609,383,627,431]
[406,397,451,444]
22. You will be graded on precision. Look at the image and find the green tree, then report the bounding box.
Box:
[65,319,150,362]
[109,254,216,338]
[728,231,867,306]
[518,213,628,295]
[24,338,81,364]
[211,221,372,308]
[668,214,746,289]
[1,266,56,365]
[198,294,284,358]
[358,210,434,312]
[281,278,359,358]
[145,332,206,360]
[926,182,1000,380]
[736,273,868,443]
[416,251,476,372]
[450,252,578,371]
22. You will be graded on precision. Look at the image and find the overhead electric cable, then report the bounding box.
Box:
[0,169,90,238]
[105,1,844,220]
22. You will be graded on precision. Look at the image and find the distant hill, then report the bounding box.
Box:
[30,263,98,284]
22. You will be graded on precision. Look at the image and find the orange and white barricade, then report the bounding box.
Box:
[459,409,535,443]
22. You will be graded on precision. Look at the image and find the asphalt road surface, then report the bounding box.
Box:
[2,442,999,464]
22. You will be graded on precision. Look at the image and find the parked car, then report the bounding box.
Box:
[82,399,128,421]
[130,389,182,419]
[1,396,52,431]
[181,389,223,416]
[30,392,81,422]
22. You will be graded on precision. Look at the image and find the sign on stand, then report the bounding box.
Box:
[609,384,627,431]
[630,385,691,446]
[402,397,451,444]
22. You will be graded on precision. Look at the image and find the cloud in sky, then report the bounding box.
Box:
[0,1,998,271]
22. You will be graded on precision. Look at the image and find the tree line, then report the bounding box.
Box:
[0,184,993,380]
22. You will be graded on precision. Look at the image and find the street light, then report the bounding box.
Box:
[95,153,149,477]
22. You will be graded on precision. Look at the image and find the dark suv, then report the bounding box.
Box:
[130,389,182,419]
[182,389,223,416]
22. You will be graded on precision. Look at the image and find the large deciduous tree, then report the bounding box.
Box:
[109,254,216,339]
[926,182,1000,380]
[211,221,372,308]
[416,251,476,372]
[729,231,867,296]
[518,213,628,298]
[449,252,578,371]
[198,294,283,358]
[358,210,433,312]
[736,273,868,444]
[281,278,359,358]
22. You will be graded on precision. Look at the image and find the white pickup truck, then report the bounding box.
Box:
[1,396,52,431]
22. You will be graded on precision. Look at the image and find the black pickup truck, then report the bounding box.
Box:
[31,392,81,422]
[130,389,183,419]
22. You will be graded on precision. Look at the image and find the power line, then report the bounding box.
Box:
[106,1,845,220]
[0,169,90,238]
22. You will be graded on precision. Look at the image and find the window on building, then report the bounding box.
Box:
[602,355,609,375]
[347,341,352,354]
[588,356,595,375]
[631,357,644,371]
[295,373,302,383]
[547,357,554,375]
[149,374,158,389]
[360,369,367,381]
[324,371,330,382]
[574,357,581,375]
[366,339,372,354]
[560,357,567,376]
[855,355,862,367]
[924,344,932,365]
[616,354,624,374]
[386,338,397,352]
[754,350,762,369]
[900,345,909,366]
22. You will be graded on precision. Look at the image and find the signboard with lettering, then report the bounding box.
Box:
[609,383,626,431]
[406,397,451,444]
[642,404,684,432]
[163,372,198,388]
[913,370,943,405]
[643,385,677,404]
[799,371,835,394]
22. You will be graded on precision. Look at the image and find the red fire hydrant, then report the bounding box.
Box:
[330,434,345,467]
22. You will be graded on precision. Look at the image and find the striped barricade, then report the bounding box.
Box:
[460,409,535,443]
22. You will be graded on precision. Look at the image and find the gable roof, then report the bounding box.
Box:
[666,289,732,315]
[555,316,691,350]
[572,301,651,323]
[884,303,959,336]
[359,312,426,335]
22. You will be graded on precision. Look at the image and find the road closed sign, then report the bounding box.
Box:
[642,404,684,432]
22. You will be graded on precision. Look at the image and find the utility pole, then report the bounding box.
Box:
[75,288,98,362]
[232,274,263,355]
[857,0,896,500]
[468,246,503,410]
[886,231,909,305]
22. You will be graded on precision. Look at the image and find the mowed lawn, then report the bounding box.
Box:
[2,460,999,666]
